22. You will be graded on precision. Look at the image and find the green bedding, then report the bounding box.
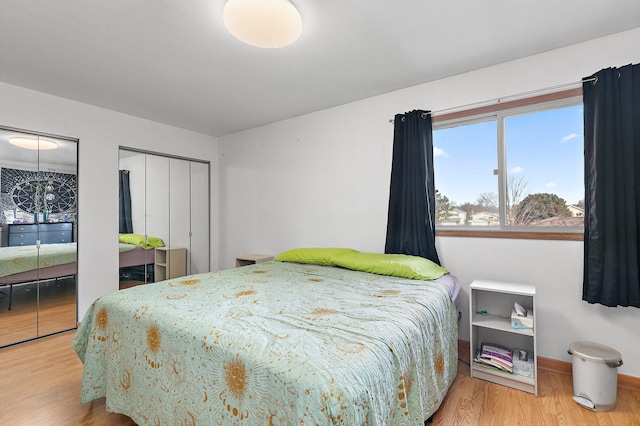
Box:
[118,233,164,250]
[0,243,77,278]
[73,261,458,425]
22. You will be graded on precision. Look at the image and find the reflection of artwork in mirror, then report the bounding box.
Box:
[1,168,77,224]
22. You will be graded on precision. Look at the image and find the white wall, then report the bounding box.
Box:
[219,28,640,377]
[0,82,219,319]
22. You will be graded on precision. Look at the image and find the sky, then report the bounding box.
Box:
[433,104,584,207]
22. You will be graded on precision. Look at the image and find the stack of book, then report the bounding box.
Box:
[474,342,514,373]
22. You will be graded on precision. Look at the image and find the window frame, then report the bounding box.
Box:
[432,88,584,241]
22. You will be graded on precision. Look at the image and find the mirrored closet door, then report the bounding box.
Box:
[0,127,78,347]
[118,148,209,289]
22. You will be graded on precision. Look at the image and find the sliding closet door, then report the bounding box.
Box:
[144,154,170,252]
[1,129,78,347]
[169,158,190,277]
[0,132,38,346]
[37,138,77,336]
[190,161,210,275]
[119,148,209,287]
[119,150,154,284]
[169,158,209,276]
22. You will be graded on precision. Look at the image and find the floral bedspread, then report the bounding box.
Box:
[73,261,458,425]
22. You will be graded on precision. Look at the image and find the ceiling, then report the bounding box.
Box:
[1,1,639,137]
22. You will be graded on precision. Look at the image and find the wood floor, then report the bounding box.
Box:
[0,331,638,425]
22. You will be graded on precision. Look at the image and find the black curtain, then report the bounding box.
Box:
[119,170,133,234]
[385,110,440,265]
[583,63,640,308]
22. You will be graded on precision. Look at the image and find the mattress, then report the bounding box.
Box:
[73,261,458,425]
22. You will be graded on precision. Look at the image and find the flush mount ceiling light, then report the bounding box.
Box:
[223,0,302,48]
[9,136,58,150]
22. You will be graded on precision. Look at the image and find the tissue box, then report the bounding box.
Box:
[511,308,534,329]
[512,348,535,378]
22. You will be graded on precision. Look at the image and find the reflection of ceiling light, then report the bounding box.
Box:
[223,0,302,48]
[9,137,58,150]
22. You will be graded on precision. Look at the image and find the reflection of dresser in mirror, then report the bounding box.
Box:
[118,148,210,288]
[4,222,73,246]
[0,126,78,348]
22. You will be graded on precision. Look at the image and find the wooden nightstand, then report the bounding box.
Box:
[235,254,274,267]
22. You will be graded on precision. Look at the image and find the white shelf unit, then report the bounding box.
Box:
[155,247,187,281]
[469,279,537,395]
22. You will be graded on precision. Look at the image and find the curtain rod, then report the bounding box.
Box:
[389,77,596,123]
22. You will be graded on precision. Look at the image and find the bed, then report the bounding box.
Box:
[118,234,165,282]
[0,243,155,309]
[73,253,459,425]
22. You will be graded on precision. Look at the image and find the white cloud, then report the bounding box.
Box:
[561,133,579,143]
[509,166,523,173]
[433,146,448,157]
[545,182,557,188]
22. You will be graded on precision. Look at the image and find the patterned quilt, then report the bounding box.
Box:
[73,261,458,425]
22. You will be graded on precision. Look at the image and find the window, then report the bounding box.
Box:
[433,89,584,238]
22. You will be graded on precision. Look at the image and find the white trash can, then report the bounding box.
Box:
[567,341,623,411]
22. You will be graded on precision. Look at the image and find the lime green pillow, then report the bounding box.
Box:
[332,252,448,281]
[275,247,358,266]
[118,233,165,250]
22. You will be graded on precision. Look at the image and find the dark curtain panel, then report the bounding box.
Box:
[385,109,441,265]
[583,63,640,308]
[119,170,134,234]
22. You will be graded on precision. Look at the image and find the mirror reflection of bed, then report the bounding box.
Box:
[0,127,78,348]
[118,236,157,290]
[118,148,210,290]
